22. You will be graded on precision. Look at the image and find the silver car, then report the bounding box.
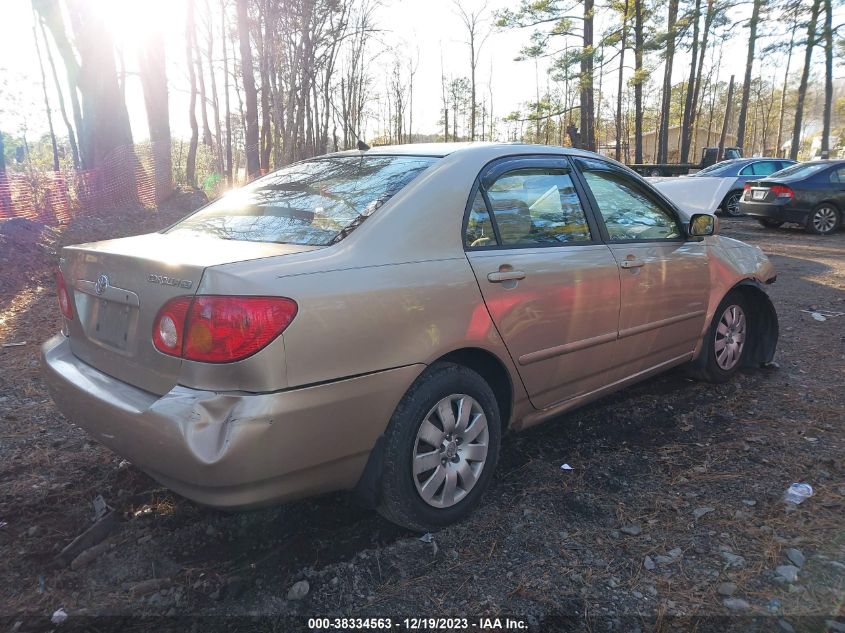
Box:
[691,158,798,216]
[42,144,778,531]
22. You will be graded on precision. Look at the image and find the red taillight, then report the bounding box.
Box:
[152,296,297,363]
[152,297,192,357]
[771,185,794,199]
[743,183,751,191]
[55,270,73,319]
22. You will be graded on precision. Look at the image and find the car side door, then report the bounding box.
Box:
[572,157,710,378]
[464,157,622,410]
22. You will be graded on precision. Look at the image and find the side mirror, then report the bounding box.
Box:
[688,213,717,238]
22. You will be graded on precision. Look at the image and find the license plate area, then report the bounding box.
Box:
[752,189,767,200]
[93,299,133,350]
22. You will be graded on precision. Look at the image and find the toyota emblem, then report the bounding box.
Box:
[95,274,109,295]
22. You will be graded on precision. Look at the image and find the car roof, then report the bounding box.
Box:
[328,141,608,161]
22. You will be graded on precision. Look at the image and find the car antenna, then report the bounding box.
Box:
[327,97,370,152]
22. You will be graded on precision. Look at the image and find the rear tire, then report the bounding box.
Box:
[757,218,784,229]
[686,291,750,384]
[722,191,744,217]
[805,204,840,235]
[377,362,501,532]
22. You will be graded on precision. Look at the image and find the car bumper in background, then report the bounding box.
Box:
[41,334,422,509]
[739,200,809,224]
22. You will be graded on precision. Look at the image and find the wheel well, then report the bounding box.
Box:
[731,281,779,367]
[436,348,514,434]
[815,200,841,212]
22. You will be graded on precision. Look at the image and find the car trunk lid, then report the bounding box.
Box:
[60,232,319,395]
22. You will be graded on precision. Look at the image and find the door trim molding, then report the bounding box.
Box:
[618,309,705,340]
[518,330,617,366]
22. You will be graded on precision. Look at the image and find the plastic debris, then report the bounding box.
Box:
[92,495,108,521]
[1,341,26,348]
[783,483,813,505]
[419,533,434,543]
[801,309,844,321]
[51,609,68,625]
[560,464,574,471]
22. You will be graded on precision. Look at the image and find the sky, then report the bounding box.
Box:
[0,0,841,143]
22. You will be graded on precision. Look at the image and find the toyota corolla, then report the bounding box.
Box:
[42,143,778,531]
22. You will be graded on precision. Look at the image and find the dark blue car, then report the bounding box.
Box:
[739,160,845,235]
[691,158,797,216]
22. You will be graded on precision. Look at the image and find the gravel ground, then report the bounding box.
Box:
[0,211,843,632]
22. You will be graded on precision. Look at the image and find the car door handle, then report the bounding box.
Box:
[619,259,645,269]
[487,270,526,282]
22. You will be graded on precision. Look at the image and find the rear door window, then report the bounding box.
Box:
[829,167,845,184]
[167,155,438,245]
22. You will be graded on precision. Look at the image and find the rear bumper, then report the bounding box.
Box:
[739,200,808,224]
[41,334,422,509]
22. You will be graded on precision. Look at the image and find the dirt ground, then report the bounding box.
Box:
[0,208,843,632]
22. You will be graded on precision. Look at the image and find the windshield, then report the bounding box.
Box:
[694,160,739,176]
[167,155,438,245]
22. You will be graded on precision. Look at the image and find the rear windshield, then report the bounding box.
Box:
[694,160,738,176]
[770,162,830,180]
[167,155,438,245]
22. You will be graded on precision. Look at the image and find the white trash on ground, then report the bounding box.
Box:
[783,483,813,505]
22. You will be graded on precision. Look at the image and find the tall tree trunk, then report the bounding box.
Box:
[221,0,233,186]
[790,0,821,160]
[680,0,702,163]
[237,0,260,178]
[195,37,213,147]
[204,0,223,173]
[258,1,272,171]
[32,16,60,172]
[138,29,173,204]
[186,0,199,188]
[718,75,735,157]
[38,0,134,171]
[775,19,797,158]
[633,0,644,163]
[615,0,629,162]
[579,0,595,151]
[65,1,134,168]
[0,131,10,214]
[657,0,678,164]
[821,0,833,158]
[38,18,79,169]
[735,0,762,151]
[34,0,85,167]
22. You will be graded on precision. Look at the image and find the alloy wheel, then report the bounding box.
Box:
[412,393,489,509]
[725,192,742,217]
[714,304,746,370]
[812,206,838,234]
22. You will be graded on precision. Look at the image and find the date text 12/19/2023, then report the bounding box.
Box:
[307,617,529,630]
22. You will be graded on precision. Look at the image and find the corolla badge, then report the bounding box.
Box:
[147,273,193,289]
[95,274,110,295]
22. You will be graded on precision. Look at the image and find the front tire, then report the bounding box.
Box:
[806,204,840,235]
[722,191,744,217]
[687,292,750,383]
[377,363,501,532]
[757,218,784,229]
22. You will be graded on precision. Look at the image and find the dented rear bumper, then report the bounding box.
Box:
[41,334,422,509]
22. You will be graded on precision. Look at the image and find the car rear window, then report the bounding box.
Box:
[770,162,830,179]
[167,155,438,245]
